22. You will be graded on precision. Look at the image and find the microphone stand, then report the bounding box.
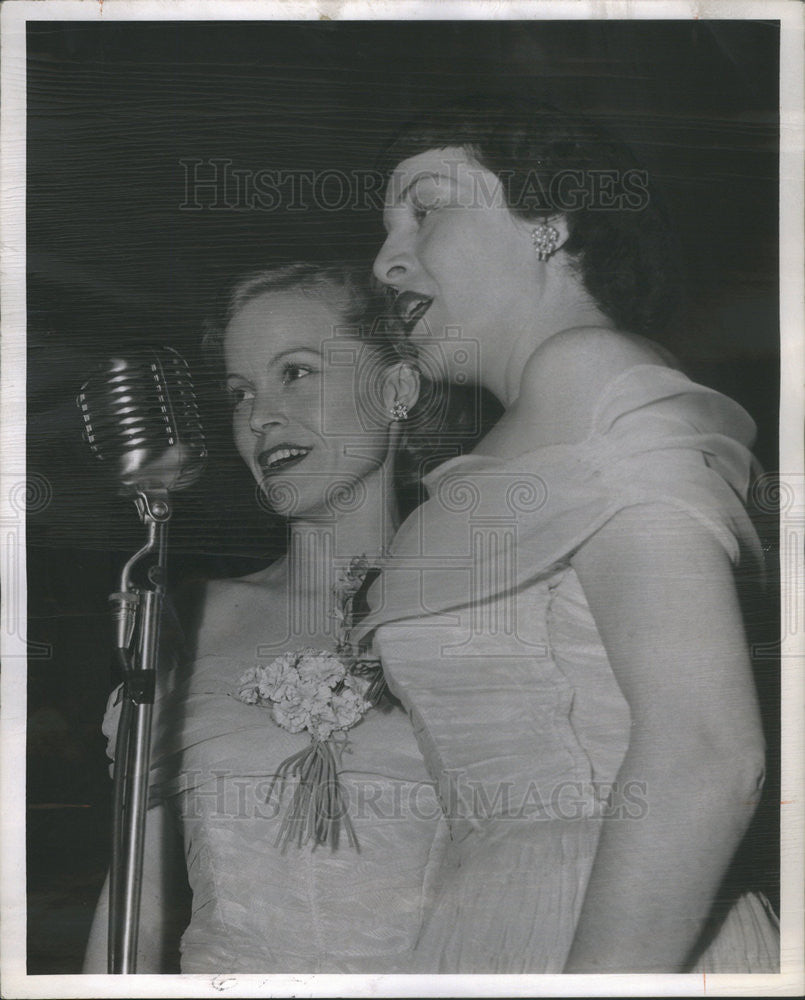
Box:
[107,489,172,974]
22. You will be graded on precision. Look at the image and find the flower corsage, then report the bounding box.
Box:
[235,555,385,850]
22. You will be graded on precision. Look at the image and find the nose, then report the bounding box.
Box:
[248,394,288,435]
[373,232,413,288]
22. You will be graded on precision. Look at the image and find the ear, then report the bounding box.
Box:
[382,361,421,419]
[544,213,571,252]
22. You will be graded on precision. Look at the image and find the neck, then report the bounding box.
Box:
[491,263,615,407]
[277,465,397,640]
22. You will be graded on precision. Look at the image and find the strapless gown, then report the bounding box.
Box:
[103,653,450,972]
[356,364,780,973]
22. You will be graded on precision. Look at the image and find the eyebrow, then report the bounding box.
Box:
[393,170,453,206]
[225,346,321,380]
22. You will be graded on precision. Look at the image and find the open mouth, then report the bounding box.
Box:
[258,444,312,474]
[393,291,433,330]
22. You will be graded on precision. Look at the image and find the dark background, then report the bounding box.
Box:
[25,18,780,972]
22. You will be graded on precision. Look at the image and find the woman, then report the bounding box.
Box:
[360,99,780,973]
[84,263,475,973]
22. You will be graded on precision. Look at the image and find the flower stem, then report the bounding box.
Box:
[269,739,358,852]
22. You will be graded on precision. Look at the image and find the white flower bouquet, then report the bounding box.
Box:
[235,555,386,850]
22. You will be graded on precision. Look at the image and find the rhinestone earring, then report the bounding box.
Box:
[390,401,409,422]
[531,222,559,262]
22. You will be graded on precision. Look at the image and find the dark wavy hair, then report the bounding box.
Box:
[378,95,680,336]
[202,262,500,513]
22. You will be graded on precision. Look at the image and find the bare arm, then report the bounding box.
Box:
[563,506,766,972]
[83,802,187,973]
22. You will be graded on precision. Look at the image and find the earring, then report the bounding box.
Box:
[531,222,559,262]
[390,401,409,422]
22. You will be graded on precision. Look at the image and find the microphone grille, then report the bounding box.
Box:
[77,346,207,493]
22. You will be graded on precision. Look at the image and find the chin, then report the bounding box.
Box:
[256,475,307,518]
[257,471,370,522]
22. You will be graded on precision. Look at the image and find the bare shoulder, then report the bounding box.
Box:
[518,326,673,447]
[179,564,285,659]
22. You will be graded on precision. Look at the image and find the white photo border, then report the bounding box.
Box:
[2,1,803,997]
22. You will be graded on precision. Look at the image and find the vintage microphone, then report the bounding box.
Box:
[78,346,207,495]
[77,347,206,973]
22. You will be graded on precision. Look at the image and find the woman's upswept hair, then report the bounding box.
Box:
[203,262,500,506]
[202,262,405,366]
[379,95,680,336]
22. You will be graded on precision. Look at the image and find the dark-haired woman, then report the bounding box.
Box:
[361,101,780,973]
[84,264,489,973]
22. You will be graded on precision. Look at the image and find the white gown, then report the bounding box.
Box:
[357,364,780,973]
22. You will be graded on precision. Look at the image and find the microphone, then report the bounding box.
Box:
[79,348,208,972]
[76,346,207,495]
